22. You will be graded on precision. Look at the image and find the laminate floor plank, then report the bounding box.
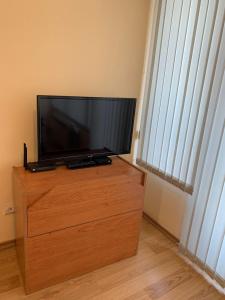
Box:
[0,219,224,300]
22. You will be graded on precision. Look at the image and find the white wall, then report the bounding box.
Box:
[144,172,189,239]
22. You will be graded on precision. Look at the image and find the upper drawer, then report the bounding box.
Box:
[27,174,144,237]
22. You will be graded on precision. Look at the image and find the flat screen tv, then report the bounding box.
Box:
[37,95,136,163]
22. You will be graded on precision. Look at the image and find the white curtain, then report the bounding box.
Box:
[137,0,225,193]
[138,0,225,285]
[180,60,225,286]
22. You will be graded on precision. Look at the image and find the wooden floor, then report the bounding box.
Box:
[0,219,224,300]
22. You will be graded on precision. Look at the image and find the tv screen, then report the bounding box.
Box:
[37,95,136,162]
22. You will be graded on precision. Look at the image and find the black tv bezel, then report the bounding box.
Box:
[37,95,136,163]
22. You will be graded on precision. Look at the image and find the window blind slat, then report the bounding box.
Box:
[186,2,225,185]
[173,0,210,181]
[186,70,225,255]
[216,232,225,280]
[139,0,225,285]
[138,0,161,160]
[161,0,192,173]
[153,0,184,170]
[165,0,201,179]
[138,0,225,194]
[180,0,219,183]
[180,65,225,283]
[205,181,225,273]
[183,19,225,252]
[147,0,175,165]
[196,126,225,260]
[141,0,167,162]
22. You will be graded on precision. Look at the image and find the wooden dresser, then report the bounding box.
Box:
[13,157,145,294]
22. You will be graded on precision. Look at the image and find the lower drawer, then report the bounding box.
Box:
[24,211,142,293]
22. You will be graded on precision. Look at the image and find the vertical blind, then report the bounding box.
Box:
[181,67,225,285]
[137,0,225,193]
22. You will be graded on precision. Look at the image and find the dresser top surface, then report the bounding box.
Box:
[14,157,144,193]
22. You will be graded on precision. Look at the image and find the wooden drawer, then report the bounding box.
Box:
[27,175,144,237]
[25,211,142,293]
[14,157,145,293]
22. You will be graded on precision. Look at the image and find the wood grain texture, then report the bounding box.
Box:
[0,219,224,299]
[143,213,179,244]
[27,175,144,236]
[13,157,144,205]
[0,248,21,294]
[13,173,27,281]
[25,211,142,293]
[0,240,15,251]
[13,157,144,293]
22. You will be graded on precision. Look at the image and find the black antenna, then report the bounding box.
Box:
[23,143,28,170]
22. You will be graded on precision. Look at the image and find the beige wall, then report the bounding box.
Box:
[0,0,150,243]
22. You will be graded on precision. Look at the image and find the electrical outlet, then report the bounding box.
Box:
[5,207,15,215]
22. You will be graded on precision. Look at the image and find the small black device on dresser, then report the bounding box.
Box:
[23,143,111,172]
[66,156,112,170]
[23,143,56,172]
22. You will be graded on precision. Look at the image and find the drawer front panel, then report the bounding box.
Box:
[27,175,144,237]
[25,211,141,293]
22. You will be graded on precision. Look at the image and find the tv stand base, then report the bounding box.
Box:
[66,156,112,170]
[13,157,144,293]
